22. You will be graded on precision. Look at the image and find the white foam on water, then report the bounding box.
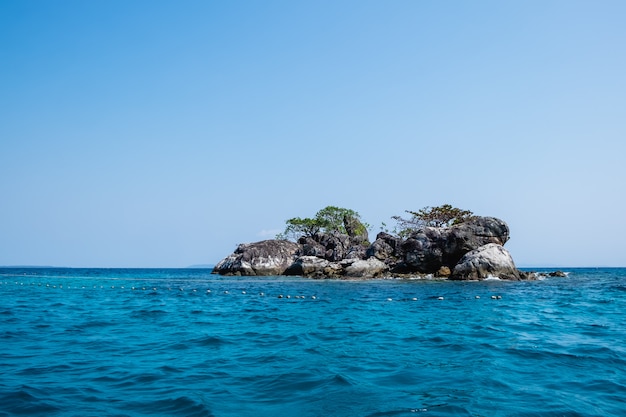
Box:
[484,275,501,281]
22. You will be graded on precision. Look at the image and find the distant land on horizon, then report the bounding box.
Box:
[0,265,69,269]
[0,265,216,269]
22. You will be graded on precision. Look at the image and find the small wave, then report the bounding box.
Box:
[484,275,501,281]
[128,395,215,417]
[76,320,115,329]
[1,330,28,339]
[158,364,184,374]
[191,335,232,347]
[365,408,427,416]
[0,386,61,415]
[244,370,348,399]
[130,308,168,318]
[17,364,72,376]
[331,373,356,386]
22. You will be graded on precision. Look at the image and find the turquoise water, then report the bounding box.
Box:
[1,268,625,416]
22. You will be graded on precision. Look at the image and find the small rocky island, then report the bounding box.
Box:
[213,206,536,280]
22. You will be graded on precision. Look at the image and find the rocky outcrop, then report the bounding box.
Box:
[313,232,352,262]
[298,236,326,258]
[341,258,388,278]
[402,217,510,273]
[212,240,300,276]
[450,243,521,280]
[282,256,386,279]
[299,229,368,262]
[284,256,342,278]
[367,232,403,264]
[213,216,532,280]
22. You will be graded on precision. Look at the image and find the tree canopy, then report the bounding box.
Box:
[277,206,367,241]
[391,204,474,238]
[276,204,472,242]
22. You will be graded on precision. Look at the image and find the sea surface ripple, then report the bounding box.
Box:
[1,267,625,416]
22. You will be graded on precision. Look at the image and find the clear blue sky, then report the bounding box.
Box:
[1,1,625,267]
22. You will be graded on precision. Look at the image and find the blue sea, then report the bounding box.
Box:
[1,268,625,417]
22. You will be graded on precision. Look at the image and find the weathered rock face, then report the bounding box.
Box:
[403,217,510,273]
[212,240,300,276]
[341,257,388,278]
[314,232,351,262]
[298,236,326,258]
[284,256,342,278]
[283,256,387,278]
[367,232,403,263]
[450,243,521,280]
[305,230,368,262]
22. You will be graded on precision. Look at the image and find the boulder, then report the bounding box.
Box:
[450,243,521,280]
[298,236,326,257]
[402,227,446,273]
[341,257,388,278]
[212,240,300,276]
[520,271,538,280]
[403,217,510,273]
[344,245,367,260]
[436,266,451,277]
[284,256,342,278]
[284,256,388,279]
[313,231,351,262]
[366,232,403,262]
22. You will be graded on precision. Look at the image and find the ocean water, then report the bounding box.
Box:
[0,268,625,417]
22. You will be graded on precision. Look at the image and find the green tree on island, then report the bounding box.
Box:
[277,206,368,241]
[391,204,474,238]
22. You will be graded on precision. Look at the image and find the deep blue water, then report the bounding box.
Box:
[1,268,625,417]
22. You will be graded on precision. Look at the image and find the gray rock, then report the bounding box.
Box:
[341,257,388,278]
[402,227,445,273]
[284,256,342,278]
[212,240,300,276]
[313,231,351,262]
[298,236,326,257]
[366,232,403,262]
[451,243,521,280]
[403,216,510,273]
[520,271,538,280]
[344,245,367,260]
